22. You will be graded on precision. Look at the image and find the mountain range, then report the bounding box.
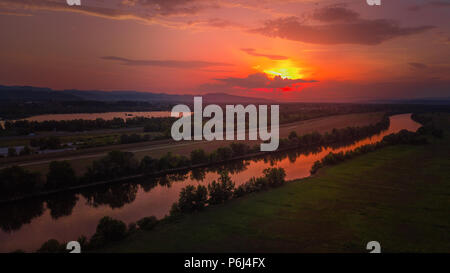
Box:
[0,85,272,104]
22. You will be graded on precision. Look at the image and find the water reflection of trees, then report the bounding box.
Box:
[0,199,44,232]
[82,183,138,209]
[46,193,78,219]
[0,130,389,234]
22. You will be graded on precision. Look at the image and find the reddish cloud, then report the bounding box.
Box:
[252,7,435,45]
[101,56,232,69]
[241,48,288,60]
[199,72,316,93]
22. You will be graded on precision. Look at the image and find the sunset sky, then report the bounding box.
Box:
[0,0,449,102]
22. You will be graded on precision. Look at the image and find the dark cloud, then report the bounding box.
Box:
[252,7,435,45]
[408,1,450,12]
[0,0,211,22]
[409,62,428,70]
[119,0,207,16]
[241,48,288,60]
[199,73,316,92]
[101,56,232,69]
[312,6,359,22]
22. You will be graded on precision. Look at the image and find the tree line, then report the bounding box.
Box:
[0,114,392,199]
[1,116,177,135]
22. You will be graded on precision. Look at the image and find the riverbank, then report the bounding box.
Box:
[99,113,450,253]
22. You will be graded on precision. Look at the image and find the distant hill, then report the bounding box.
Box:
[370,98,450,105]
[0,85,272,104]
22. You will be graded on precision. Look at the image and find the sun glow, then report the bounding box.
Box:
[261,60,304,80]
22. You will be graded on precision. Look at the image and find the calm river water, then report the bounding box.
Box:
[0,113,421,252]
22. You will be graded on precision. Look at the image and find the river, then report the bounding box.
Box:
[0,113,421,252]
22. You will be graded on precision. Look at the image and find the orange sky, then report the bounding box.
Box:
[0,0,449,101]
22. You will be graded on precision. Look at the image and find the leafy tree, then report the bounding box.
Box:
[0,166,41,198]
[263,167,286,187]
[229,143,250,157]
[84,151,138,182]
[46,161,77,189]
[140,156,159,174]
[190,149,208,165]
[93,216,127,242]
[177,185,208,212]
[37,239,65,253]
[216,146,233,161]
[208,171,235,205]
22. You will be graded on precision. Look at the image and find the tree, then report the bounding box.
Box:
[84,151,138,182]
[177,185,208,212]
[140,156,158,174]
[94,216,127,242]
[216,146,233,161]
[46,161,77,189]
[263,167,286,187]
[37,239,65,253]
[190,149,208,165]
[208,171,235,205]
[0,166,41,198]
[230,143,250,157]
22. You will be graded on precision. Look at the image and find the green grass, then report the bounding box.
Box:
[99,114,450,253]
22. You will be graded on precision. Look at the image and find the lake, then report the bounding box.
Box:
[0,113,422,252]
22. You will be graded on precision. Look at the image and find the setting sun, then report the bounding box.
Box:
[261,60,304,80]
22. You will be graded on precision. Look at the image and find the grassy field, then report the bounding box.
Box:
[99,113,450,253]
[6,112,384,176]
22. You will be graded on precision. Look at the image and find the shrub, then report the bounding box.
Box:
[37,239,65,253]
[137,216,158,230]
[93,216,127,243]
[263,167,286,187]
[208,171,235,205]
[177,185,208,212]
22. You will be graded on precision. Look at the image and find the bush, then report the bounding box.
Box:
[208,171,235,205]
[177,185,208,212]
[93,216,127,243]
[137,216,158,230]
[37,239,65,253]
[263,167,286,187]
